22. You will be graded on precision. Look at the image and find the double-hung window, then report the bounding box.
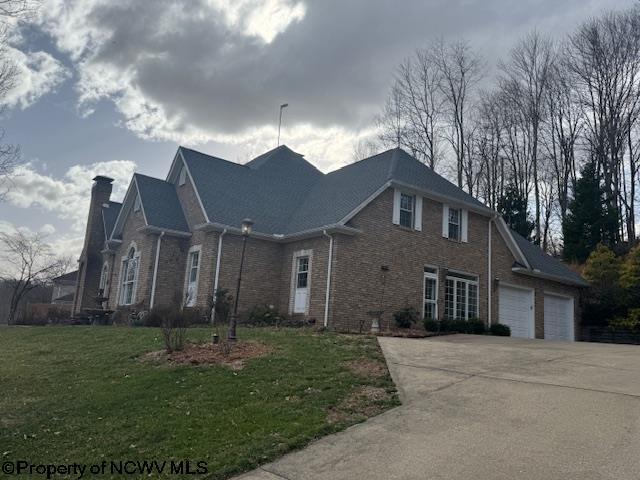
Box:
[448,208,461,241]
[423,267,438,320]
[444,272,478,320]
[119,247,139,305]
[399,193,415,228]
[185,247,201,307]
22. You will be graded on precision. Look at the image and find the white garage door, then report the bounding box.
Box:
[544,294,574,341]
[499,285,534,338]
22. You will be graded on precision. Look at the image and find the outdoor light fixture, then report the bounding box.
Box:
[241,218,254,237]
[228,218,253,342]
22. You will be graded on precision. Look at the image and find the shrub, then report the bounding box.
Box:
[437,318,486,334]
[393,307,420,329]
[609,308,640,333]
[423,318,440,332]
[160,308,187,352]
[213,288,233,326]
[489,323,511,336]
[466,318,486,335]
[246,304,285,327]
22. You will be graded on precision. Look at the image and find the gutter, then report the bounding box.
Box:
[194,222,359,243]
[211,228,227,325]
[511,267,589,288]
[149,231,165,309]
[322,230,334,328]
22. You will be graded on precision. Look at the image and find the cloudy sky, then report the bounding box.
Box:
[0,0,633,262]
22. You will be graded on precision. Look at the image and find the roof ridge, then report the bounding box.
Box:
[179,146,247,169]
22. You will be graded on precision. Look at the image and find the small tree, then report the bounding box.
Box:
[583,244,623,324]
[0,231,69,324]
[620,245,640,309]
[497,184,535,239]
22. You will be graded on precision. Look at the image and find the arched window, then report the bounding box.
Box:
[119,246,139,305]
[99,261,110,296]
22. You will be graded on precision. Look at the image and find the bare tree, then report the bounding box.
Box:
[0,231,69,324]
[0,0,34,198]
[499,31,555,245]
[352,137,380,162]
[432,39,484,190]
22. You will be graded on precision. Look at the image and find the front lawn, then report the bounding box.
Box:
[0,326,398,479]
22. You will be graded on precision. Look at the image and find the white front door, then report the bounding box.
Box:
[293,256,309,313]
[544,294,574,341]
[499,285,534,338]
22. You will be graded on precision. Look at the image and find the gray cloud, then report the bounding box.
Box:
[28,0,635,153]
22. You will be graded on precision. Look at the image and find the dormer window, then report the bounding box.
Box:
[178,166,186,186]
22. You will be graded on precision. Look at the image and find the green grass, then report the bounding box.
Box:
[0,326,399,479]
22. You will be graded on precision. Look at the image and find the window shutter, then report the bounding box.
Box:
[414,196,423,231]
[392,189,401,225]
[442,204,449,238]
[461,209,469,242]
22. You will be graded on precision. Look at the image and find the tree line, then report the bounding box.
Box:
[366,6,640,262]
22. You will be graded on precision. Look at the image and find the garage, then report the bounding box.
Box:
[498,284,534,338]
[544,293,575,341]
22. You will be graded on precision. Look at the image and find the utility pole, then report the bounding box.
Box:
[277,103,288,146]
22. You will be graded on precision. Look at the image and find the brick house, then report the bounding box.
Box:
[73,146,587,340]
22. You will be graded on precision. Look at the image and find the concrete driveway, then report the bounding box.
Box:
[237,335,640,480]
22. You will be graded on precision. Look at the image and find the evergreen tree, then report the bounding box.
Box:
[497,184,535,240]
[563,161,609,262]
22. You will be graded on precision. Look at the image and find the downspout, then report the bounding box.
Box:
[211,228,227,325]
[150,231,165,309]
[487,216,495,327]
[323,230,334,328]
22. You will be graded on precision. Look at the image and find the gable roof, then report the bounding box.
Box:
[102,201,121,241]
[511,232,589,286]
[53,270,78,284]
[134,174,189,233]
[145,144,587,287]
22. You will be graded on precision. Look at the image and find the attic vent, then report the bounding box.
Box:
[178,166,186,186]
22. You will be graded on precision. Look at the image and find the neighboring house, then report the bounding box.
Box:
[51,270,77,304]
[74,146,587,340]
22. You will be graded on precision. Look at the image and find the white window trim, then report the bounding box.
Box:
[442,204,468,242]
[184,245,202,307]
[289,249,313,315]
[118,243,140,306]
[445,273,478,320]
[423,266,439,320]
[393,188,422,231]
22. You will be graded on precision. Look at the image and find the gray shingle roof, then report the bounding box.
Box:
[102,201,121,240]
[53,270,78,283]
[511,231,588,286]
[135,174,189,232]
[149,144,584,287]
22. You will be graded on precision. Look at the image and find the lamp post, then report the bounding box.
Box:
[277,103,288,147]
[228,218,253,342]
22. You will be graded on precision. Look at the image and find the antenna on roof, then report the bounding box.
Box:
[277,103,288,147]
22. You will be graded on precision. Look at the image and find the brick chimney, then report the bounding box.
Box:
[73,176,114,316]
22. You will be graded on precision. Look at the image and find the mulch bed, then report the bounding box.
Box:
[139,341,274,369]
[374,329,450,338]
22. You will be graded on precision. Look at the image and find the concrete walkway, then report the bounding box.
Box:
[236,335,640,480]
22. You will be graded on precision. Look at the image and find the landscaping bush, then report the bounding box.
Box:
[393,307,420,329]
[246,304,285,327]
[489,323,511,336]
[435,318,486,334]
[609,308,640,333]
[423,318,440,332]
[160,308,187,352]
